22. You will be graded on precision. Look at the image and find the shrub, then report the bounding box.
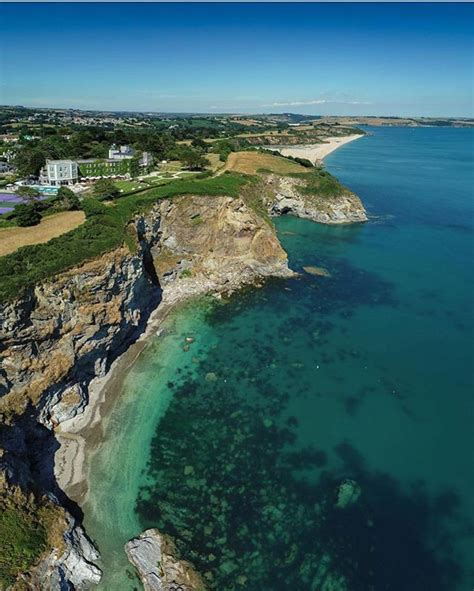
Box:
[0,507,47,586]
[14,203,41,227]
[16,186,41,202]
[92,178,120,201]
[296,168,347,198]
[286,155,314,168]
[56,186,80,210]
[0,487,66,588]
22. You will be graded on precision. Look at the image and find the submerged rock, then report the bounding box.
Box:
[303,266,332,277]
[311,553,348,591]
[335,479,362,509]
[125,528,206,591]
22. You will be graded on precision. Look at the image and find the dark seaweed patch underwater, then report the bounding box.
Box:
[136,286,467,591]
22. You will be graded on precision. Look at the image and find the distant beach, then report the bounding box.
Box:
[276,134,363,164]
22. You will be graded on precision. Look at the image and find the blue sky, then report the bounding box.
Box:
[0,3,472,116]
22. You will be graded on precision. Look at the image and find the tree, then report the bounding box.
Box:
[191,138,207,151]
[180,147,209,171]
[15,203,41,227]
[16,186,41,203]
[41,135,68,159]
[56,186,80,210]
[92,178,119,201]
[14,148,46,177]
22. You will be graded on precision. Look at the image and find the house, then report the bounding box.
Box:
[140,151,153,168]
[108,144,135,160]
[40,160,78,186]
[77,157,136,179]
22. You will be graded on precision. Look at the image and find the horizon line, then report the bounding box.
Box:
[1,104,473,120]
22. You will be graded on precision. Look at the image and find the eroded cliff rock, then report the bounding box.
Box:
[0,181,365,588]
[0,246,162,418]
[150,194,293,304]
[264,174,368,224]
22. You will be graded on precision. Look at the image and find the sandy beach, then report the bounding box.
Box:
[277,134,363,164]
[53,297,181,505]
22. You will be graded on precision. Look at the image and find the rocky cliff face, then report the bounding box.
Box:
[149,195,293,304]
[264,174,368,224]
[0,193,292,589]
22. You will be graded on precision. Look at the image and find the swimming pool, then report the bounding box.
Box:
[0,187,58,215]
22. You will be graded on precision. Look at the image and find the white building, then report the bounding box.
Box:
[40,160,78,186]
[108,144,135,160]
[140,151,153,168]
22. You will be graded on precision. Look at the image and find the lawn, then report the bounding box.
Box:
[205,152,225,173]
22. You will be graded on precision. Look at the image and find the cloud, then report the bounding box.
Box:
[263,99,372,107]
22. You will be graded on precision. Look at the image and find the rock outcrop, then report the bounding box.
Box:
[264,175,368,224]
[33,516,102,590]
[150,194,293,304]
[125,529,206,591]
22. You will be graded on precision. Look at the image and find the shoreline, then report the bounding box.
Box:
[54,282,267,506]
[277,134,363,164]
[54,295,186,506]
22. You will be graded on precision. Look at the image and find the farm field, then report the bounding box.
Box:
[223,151,308,175]
[0,210,85,256]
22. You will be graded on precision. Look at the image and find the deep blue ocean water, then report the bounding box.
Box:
[86,126,474,590]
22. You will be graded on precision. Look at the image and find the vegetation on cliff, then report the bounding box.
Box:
[295,168,348,198]
[0,482,66,588]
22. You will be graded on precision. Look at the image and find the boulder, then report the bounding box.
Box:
[125,528,206,591]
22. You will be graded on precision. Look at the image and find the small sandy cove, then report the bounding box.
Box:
[278,134,363,164]
[53,298,180,505]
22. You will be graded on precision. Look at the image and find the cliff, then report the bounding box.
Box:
[264,174,368,224]
[0,192,292,589]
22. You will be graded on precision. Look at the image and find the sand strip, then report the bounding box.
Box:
[277,134,363,164]
[53,297,183,505]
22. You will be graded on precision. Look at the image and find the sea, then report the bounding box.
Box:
[83,126,474,591]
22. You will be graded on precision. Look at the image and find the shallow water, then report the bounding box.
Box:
[85,127,474,590]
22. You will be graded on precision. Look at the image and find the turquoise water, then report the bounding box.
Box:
[85,127,474,590]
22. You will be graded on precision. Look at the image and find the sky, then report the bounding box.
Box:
[0,2,473,117]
